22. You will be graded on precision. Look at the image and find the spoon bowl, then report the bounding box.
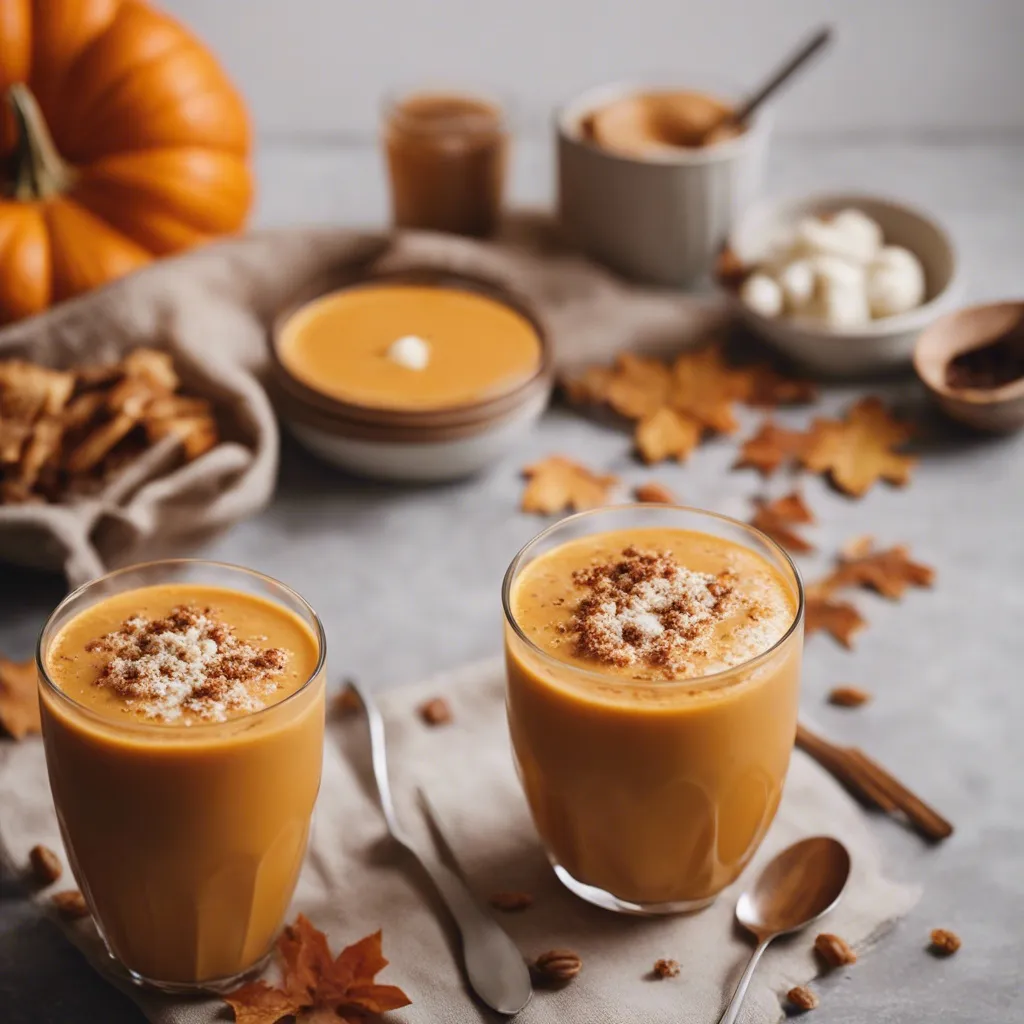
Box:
[718,836,851,1024]
[736,835,852,939]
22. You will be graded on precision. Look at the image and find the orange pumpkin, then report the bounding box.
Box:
[0,0,253,323]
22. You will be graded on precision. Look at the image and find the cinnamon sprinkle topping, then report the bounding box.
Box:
[566,547,736,672]
[86,605,288,723]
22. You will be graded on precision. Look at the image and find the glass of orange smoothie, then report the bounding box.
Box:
[36,560,326,991]
[503,506,803,914]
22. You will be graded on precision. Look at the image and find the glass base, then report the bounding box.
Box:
[553,863,718,916]
[123,948,273,995]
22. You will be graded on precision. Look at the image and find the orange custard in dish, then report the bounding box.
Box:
[504,517,802,913]
[38,575,325,989]
[277,283,543,411]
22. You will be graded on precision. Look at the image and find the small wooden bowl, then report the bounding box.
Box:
[913,301,1024,432]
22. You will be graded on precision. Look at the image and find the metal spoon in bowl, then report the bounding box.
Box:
[699,26,833,145]
[717,836,851,1024]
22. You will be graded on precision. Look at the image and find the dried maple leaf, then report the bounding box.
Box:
[745,365,818,408]
[0,656,39,739]
[735,419,811,476]
[225,915,410,1024]
[804,593,866,649]
[750,492,816,553]
[634,408,702,464]
[561,365,615,406]
[800,398,916,497]
[826,540,935,599]
[668,345,751,434]
[604,353,673,420]
[521,456,618,514]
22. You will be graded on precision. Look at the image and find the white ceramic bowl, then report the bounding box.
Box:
[557,81,771,287]
[283,387,550,482]
[724,193,959,376]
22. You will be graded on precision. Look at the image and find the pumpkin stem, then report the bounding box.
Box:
[6,83,76,201]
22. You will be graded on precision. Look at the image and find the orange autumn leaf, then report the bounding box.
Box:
[735,419,811,476]
[750,491,816,553]
[521,456,618,514]
[604,353,673,420]
[0,655,40,739]
[225,915,411,1024]
[668,345,751,434]
[804,593,867,649]
[635,408,703,464]
[825,539,935,600]
[800,398,916,497]
[561,364,615,406]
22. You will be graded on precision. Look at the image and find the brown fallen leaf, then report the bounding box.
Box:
[668,345,751,434]
[635,408,702,464]
[745,365,818,408]
[804,593,866,649]
[735,419,811,477]
[225,915,410,1024]
[604,353,673,420]
[633,481,678,504]
[750,491,816,553]
[521,456,618,515]
[800,398,916,497]
[0,656,40,739]
[827,540,935,600]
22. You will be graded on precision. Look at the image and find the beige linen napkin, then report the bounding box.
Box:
[0,221,725,587]
[0,658,918,1024]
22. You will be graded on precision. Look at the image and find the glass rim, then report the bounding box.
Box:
[381,85,513,133]
[36,558,328,737]
[501,504,804,693]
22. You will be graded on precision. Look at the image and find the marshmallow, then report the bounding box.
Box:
[740,272,784,319]
[805,256,870,328]
[866,245,926,318]
[777,258,815,313]
[386,334,431,371]
[794,210,882,266]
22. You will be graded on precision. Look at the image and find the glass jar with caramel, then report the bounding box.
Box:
[383,89,508,237]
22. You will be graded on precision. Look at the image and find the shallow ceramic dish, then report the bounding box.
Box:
[270,272,554,481]
[913,301,1024,433]
[723,193,958,377]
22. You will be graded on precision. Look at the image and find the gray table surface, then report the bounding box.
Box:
[2,139,1022,1023]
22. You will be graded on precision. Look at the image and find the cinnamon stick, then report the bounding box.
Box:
[796,722,953,840]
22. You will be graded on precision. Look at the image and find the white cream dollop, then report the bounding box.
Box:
[866,245,926,318]
[386,334,431,371]
[740,272,784,318]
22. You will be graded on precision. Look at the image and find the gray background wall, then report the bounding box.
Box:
[162,0,1023,142]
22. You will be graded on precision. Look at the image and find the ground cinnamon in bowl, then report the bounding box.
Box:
[945,321,1024,390]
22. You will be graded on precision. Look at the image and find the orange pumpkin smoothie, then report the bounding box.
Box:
[503,508,802,913]
[37,563,326,990]
[276,283,543,411]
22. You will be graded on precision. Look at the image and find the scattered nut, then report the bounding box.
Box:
[489,891,534,912]
[787,985,819,1011]
[814,932,857,968]
[419,697,453,726]
[28,844,62,886]
[534,948,582,983]
[634,481,678,504]
[333,682,362,717]
[652,958,680,978]
[51,889,89,919]
[828,685,872,707]
[929,928,961,956]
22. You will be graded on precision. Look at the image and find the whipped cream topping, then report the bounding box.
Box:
[386,334,431,371]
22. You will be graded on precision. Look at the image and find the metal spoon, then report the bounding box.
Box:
[718,836,851,1024]
[699,26,833,144]
[351,682,533,1015]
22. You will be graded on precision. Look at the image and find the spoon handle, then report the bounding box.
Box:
[717,938,772,1024]
[732,27,832,125]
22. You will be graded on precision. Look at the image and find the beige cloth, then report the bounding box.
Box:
[0,658,919,1024]
[0,222,725,587]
